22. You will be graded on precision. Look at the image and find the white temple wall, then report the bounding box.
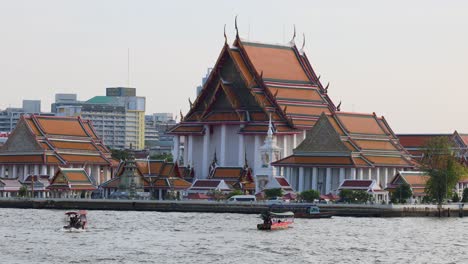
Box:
[225,125,240,166]
[191,135,204,178]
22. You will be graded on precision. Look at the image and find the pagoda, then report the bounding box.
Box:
[168,22,336,189]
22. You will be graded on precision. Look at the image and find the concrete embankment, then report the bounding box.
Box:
[0,198,466,217]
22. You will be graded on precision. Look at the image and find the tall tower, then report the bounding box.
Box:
[255,115,281,192]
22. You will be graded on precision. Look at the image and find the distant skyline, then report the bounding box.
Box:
[1,0,467,133]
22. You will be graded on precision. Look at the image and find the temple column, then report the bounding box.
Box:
[12,165,17,178]
[312,168,318,190]
[23,164,28,178]
[220,124,226,166]
[187,135,193,166]
[293,134,297,148]
[34,165,39,175]
[254,135,261,170]
[303,130,307,140]
[102,166,110,182]
[0,165,5,177]
[86,165,92,177]
[376,168,380,186]
[358,168,364,180]
[283,136,288,158]
[202,125,210,178]
[298,167,304,192]
[351,168,357,180]
[172,136,180,163]
[238,133,244,167]
[384,168,389,188]
[41,165,47,175]
[325,168,332,194]
[49,166,55,178]
[339,168,345,186]
[93,165,101,185]
[368,168,372,180]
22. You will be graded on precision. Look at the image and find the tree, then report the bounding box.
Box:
[422,137,465,206]
[393,183,413,204]
[150,153,173,162]
[300,190,320,202]
[339,189,354,203]
[18,185,28,197]
[264,188,283,199]
[462,188,468,203]
[207,189,225,201]
[226,190,243,199]
[452,192,460,203]
[110,149,130,161]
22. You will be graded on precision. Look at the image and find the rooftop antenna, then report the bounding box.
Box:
[127,48,130,88]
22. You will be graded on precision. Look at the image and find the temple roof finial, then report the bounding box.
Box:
[268,113,274,138]
[301,33,306,51]
[290,24,296,43]
[235,15,239,38]
[224,24,228,45]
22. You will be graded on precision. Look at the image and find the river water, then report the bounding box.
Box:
[0,208,467,264]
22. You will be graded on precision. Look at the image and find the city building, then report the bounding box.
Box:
[168,28,337,193]
[0,100,45,133]
[53,87,146,150]
[0,115,115,185]
[145,113,177,155]
[272,112,415,195]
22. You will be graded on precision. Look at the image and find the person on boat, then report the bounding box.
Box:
[79,213,87,229]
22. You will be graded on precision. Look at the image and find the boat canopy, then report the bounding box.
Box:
[270,211,294,218]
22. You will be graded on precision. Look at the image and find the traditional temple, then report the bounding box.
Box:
[386,171,430,203]
[337,179,388,203]
[47,168,97,198]
[272,112,415,195]
[168,25,336,192]
[21,175,50,198]
[100,157,192,200]
[397,131,468,164]
[0,178,22,197]
[0,115,115,184]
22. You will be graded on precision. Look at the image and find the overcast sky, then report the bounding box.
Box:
[0,0,467,133]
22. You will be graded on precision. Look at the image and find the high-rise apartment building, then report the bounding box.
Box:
[0,100,44,133]
[53,88,146,150]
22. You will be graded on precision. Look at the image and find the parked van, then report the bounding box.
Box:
[227,195,256,202]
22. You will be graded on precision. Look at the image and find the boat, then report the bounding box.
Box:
[63,210,88,230]
[257,211,294,230]
[294,205,334,219]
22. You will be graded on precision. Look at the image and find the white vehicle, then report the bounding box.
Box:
[227,195,256,202]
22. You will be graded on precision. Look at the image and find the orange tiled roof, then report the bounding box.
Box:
[273,156,354,166]
[354,140,397,151]
[59,154,108,164]
[0,155,43,163]
[212,167,243,178]
[32,116,89,137]
[335,113,386,135]
[241,42,310,82]
[365,155,412,166]
[50,140,98,151]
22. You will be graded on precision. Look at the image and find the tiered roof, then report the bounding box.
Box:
[273,112,414,168]
[386,171,430,197]
[101,159,191,190]
[0,178,22,192]
[47,168,96,191]
[209,166,255,192]
[0,115,112,166]
[338,179,386,194]
[169,32,336,135]
[397,131,468,163]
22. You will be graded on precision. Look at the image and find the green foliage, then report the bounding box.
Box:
[422,137,465,205]
[110,149,130,161]
[300,189,320,202]
[18,185,28,197]
[264,188,283,199]
[226,190,244,199]
[339,189,372,204]
[393,183,413,204]
[150,153,173,162]
[462,188,468,203]
[207,189,225,201]
[452,192,460,203]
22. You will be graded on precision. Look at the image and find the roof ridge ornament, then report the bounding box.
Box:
[290,24,296,44]
[235,15,239,38]
[336,101,342,111]
[300,33,306,52]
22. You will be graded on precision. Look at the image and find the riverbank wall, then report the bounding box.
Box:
[0,198,466,217]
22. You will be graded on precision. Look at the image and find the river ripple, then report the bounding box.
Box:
[0,208,467,264]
